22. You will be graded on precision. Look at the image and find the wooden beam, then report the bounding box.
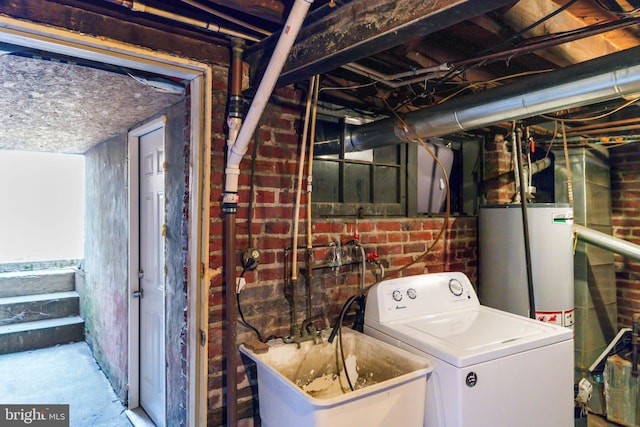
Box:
[244,0,517,89]
[0,0,230,65]
[204,0,285,24]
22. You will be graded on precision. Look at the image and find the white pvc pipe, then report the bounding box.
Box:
[225,0,314,195]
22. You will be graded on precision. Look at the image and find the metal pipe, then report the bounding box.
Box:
[222,37,245,427]
[103,0,260,42]
[345,45,640,152]
[632,313,640,377]
[574,224,640,261]
[179,0,271,36]
[342,62,449,89]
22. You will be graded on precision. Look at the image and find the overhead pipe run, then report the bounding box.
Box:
[104,0,261,42]
[344,45,640,153]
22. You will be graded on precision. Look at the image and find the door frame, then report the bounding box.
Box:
[0,16,212,426]
[128,116,167,417]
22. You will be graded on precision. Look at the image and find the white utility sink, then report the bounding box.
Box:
[240,329,432,427]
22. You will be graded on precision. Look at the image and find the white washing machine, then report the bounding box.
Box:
[364,272,574,427]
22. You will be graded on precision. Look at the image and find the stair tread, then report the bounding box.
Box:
[0,316,83,334]
[0,291,79,305]
[0,268,76,279]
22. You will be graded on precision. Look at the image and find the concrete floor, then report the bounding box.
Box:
[589,412,624,426]
[0,342,132,427]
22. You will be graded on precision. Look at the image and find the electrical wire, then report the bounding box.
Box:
[237,291,264,343]
[540,96,640,123]
[594,0,640,16]
[432,0,580,88]
[378,97,451,278]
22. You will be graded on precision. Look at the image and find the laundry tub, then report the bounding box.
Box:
[239,329,432,427]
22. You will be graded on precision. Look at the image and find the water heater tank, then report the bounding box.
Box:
[478,204,574,327]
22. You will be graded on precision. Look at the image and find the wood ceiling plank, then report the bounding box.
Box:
[503,0,640,65]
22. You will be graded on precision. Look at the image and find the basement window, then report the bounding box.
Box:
[312,116,406,217]
[311,116,481,217]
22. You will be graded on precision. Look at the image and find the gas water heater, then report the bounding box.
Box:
[478,203,575,327]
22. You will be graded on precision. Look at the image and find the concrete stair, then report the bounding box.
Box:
[0,269,84,354]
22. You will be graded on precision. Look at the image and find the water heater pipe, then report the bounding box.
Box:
[346,45,640,152]
[515,128,536,319]
[574,224,640,261]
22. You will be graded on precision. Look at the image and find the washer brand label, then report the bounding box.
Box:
[395,305,407,310]
[466,372,478,387]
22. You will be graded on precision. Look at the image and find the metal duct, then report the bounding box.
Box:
[574,224,640,262]
[346,45,640,152]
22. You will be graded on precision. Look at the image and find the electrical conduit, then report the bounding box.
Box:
[222,2,313,424]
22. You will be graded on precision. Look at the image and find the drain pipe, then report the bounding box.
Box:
[222,2,312,425]
[223,37,245,427]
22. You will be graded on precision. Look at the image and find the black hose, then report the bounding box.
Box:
[515,128,536,319]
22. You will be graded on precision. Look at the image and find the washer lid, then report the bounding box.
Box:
[370,306,573,367]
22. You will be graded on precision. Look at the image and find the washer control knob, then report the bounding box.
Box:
[392,290,403,302]
[448,278,464,296]
[407,288,417,299]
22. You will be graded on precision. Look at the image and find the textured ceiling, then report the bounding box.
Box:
[0,54,184,154]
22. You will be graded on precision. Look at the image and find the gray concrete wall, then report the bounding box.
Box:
[164,100,189,426]
[83,133,129,401]
[82,100,189,424]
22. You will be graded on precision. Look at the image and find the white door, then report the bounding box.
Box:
[139,127,166,427]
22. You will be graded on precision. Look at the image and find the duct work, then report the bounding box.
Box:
[337,45,640,153]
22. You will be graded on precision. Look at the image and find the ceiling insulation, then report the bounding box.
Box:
[0,54,184,154]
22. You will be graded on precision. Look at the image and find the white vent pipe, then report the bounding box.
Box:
[224,0,314,197]
[348,46,640,151]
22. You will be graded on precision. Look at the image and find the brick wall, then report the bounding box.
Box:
[483,133,515,204]
[206,69,478,425]
[610,145,640,327]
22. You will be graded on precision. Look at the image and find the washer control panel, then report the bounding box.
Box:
[365,272,479,323]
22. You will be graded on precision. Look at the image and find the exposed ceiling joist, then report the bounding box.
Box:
[503,0,640,66]
[244,0,518,90]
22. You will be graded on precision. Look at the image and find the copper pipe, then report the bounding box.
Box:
[223,212,237,425]
[564,117,640,133]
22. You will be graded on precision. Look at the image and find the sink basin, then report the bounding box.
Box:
[240,329,432,427]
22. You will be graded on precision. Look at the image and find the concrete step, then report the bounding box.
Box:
[0,291,79,326]
[0,269,75,298]
[0,316,84,355]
